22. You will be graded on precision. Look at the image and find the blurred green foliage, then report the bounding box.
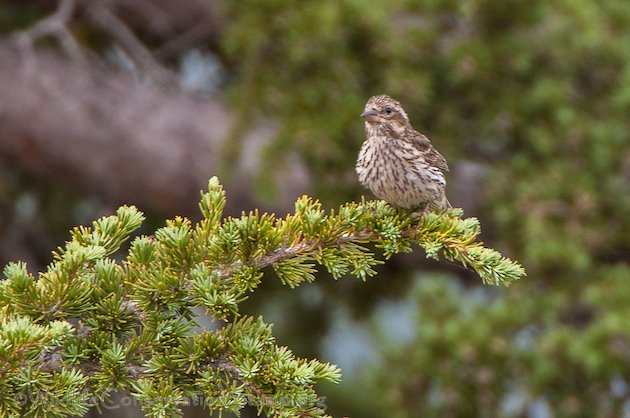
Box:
[2,0,630,416]
[223,0,630,272]
[357,270,630,417]
[223,0,630,416]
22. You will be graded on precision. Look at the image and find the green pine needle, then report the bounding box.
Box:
[0,176,525,417]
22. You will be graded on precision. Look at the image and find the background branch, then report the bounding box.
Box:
[13,0,82,59]
[0,43,305,217]
[83,0,172,82]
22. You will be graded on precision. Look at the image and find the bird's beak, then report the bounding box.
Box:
[361,108,379,122]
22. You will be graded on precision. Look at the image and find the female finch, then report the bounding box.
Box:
[356,95,451,210]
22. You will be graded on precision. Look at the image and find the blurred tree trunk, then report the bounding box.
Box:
[0,43,305,218]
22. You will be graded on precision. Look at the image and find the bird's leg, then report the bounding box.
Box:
[409,203,431,220]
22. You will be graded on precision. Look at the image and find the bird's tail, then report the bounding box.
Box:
[440,195,452,209]
[425,195,451,211]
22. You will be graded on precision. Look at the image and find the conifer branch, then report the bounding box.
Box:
[0,177,525,418]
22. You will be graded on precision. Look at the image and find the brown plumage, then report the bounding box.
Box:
[356,95,451,209]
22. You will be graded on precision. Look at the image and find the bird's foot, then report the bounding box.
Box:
[410,203,431,220]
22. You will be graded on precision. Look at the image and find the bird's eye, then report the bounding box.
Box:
[384,106,393,115]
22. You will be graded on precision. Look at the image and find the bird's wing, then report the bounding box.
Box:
[408,131,450,172]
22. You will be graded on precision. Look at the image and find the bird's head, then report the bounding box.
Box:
[361,95,410,131]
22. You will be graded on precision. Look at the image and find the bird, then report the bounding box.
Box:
[356,94,451,210]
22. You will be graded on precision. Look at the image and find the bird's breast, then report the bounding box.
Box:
[356,136,446,208]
